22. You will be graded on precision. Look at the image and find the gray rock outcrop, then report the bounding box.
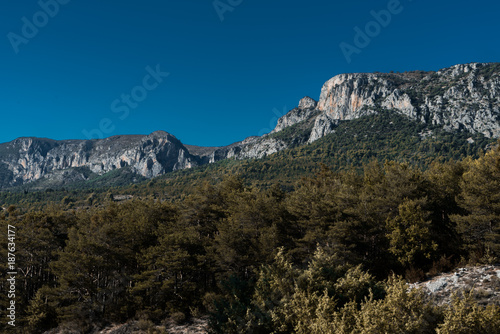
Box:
[409,265,500,306]
[0,131,198,188]
[316,63,500,138]
[2,62,500,188]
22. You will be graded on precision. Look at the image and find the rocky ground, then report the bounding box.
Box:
[101,318,208,334]
[410,265,500,306]
[43,317,209,334]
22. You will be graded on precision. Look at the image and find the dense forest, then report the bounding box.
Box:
[1,111,495,209]
[1,140,500,333]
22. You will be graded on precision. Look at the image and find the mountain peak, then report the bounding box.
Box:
[1,62,499,190]
[148,130,173,137]
[298,96,318,110]
[439,62,479,74]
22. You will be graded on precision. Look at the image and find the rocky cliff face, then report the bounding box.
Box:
[0,131,198,188]
[316,62,500,138]
[1,63,499,188]
[271,97,318,134]
[204,63,500,163]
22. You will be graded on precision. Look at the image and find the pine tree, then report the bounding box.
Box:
[453,144,500,262]
[386,199,438,269]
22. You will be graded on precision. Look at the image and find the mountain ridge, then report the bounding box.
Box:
[1,62,499,189]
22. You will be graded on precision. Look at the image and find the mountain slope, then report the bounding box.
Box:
[3,110,494,209]
[145,110,496,199]
[203,62,500,163]
[0,62,499,190]
[0,131,198,188]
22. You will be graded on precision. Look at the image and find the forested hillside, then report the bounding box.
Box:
[1,141,500,333]
[1,63,499,192]
[1,111,495,209]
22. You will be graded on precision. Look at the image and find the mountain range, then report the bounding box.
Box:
[1,62,499,190]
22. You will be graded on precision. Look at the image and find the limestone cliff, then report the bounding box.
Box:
[316,62,500,138]
[204,63,500,162]
[0,131,198,188]
[1,62,499,188]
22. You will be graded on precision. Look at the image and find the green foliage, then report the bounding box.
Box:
[437,292,500,334]
[1,142,500,333]
[1,111,494,209]
[345,277,439,333]
[453,145,500,263]
[25,286,58,333]
[386,199,438,267]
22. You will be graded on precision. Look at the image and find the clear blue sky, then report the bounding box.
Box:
[1,0,499,147]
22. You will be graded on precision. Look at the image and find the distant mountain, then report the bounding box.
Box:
[1,62,499,189]
[0,131,198,189]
